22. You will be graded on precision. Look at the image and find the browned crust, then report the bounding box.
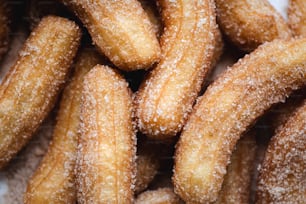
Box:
[215,0,292,52]
[215,132,257,204]
[60,0,161,71]
[0,16,81,169]
[257,100,306,203]
[24,49,103,204]
[0,1,10,60]
[76,65,136,203]
[288,0,306,37]
[136,0,223,139]
[173,38,306,203]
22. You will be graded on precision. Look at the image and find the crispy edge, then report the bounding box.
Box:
[76,65,136,203]
[60,0,161,71]
[136,0,222,139]
[173,38,306,203]
[257,100,306,203]
[215,132,257,204]
[0,16,81,169]
[135,188,182,204]
[288,0,306,37]
[24,49,102,204]
[215,0,292,52]
[0,1,10,60]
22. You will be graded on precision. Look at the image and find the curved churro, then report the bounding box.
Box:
[24,49,103,204]
[215,0,291,52]
[288,0,306,37]
[135,142,160,194]
[173,38,306,203]
[136,0,223,139]
[77,65,136,203]
[60,0,160,71]
[135,188,182,204]
[257,100,306,203]
[0,16,80,169]
[0,1,10,60]
[215,132,257,204]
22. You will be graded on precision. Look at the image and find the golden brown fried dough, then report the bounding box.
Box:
[215,0,292,52]
[139,0,162,37]
[136,0,223,139]
[0,1,10,60]
[60,0,161,71]
[215,132,257,204]
[135,188,182,204]
[173,38,306,203]
[0,16,81,169]
[24,49,103,204]
[76,65,136,203]
[135,142,160,194]
[288,0,306,37]
[257,100,306,203]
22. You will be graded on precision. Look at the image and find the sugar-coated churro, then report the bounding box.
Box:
[0,16,81,169]
[59,0,161,71]
[215,0,292,52]
[288,0,306,37]
[136,0,223,139]
[76,65,136,203]
[135,188,182,204]
[0,1,10,60]
[215,132,257,204]
[24,48,103,204]
[135,142,160,194]
[257,100,306,203]
[139,0,162,37]
[173,38,306,203]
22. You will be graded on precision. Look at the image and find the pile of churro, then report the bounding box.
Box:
[0,0,305,203]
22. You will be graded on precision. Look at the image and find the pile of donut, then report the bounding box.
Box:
[0,0,305,203]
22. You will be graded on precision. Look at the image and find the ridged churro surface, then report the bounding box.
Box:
[215,0,291,51]
[257,100,306,204]
[136,0,222,139]
[288,0,306,37]
[0,1,10,60]
[215,132,257,204]
[0,16,81,169]
[173,38,306,203]
[135,188,182,204]
[77,65,136,203]
[60,0,161,71]
[24,49,102,204]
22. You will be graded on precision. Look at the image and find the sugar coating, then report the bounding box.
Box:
[136,0,223,139]
[24,49,103,204]
[135,187,183,204]
[288,0,306,37]
[173,38,306,203]
[76,65,136,203]
[61,0,161,71]
[215,0,292,52]
[0,16,81,169]
[257,100,306,204]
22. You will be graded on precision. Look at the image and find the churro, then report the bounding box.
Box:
[24,49,103,204]
[59,0,161,71]
[215,0,291,52]
[0,1,10,60]
[136,0,223,139]
[135,188,182,204]
[0,16,80,169]
[76,65,136,203]
[257,100,306,203]
[135,142,160,194]
[173,38,306,203]
[215,132,257,204]
[288,0,306,37]
[139,0,162,37]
